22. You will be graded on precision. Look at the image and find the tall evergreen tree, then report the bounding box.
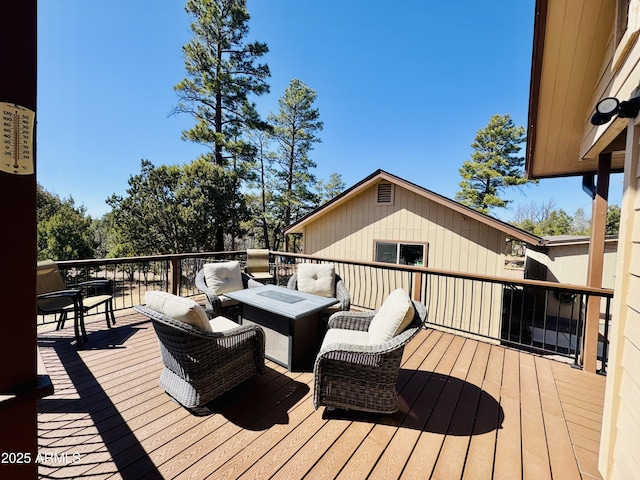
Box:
[245,127,276,249]
[456,114,532,214]
[269,79,323,251]
[174,0,270,166]
[173,0,269,249]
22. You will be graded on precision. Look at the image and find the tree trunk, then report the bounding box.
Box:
[260,152,270,250]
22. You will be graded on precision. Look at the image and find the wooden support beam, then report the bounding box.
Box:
[0,2,39,478]
[583,153,611,372]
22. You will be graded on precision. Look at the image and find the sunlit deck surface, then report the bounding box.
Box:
[37,309,606,479]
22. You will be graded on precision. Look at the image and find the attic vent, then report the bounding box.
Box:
[376,183,394,205]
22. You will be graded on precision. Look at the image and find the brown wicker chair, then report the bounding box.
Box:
[195,261,261,317]
[134,302,265,409]
[313,300,427,414]
[287,266,350,312]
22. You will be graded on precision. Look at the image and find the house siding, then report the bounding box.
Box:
[525,240,618,321]
[303,181,506,274]
[301,181,506,338]
[600,121,640,479]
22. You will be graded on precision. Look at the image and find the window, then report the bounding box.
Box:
[374,241,426,266]
[613,0,639,71]
[616,0,631,46]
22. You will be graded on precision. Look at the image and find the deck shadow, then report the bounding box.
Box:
[185,367,310,431]
[37,325,161,479]
[323,370,504,436]
[79,324,143,350]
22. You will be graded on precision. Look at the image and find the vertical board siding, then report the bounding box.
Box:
[604,121,640,479]
[305,182,505,274]
[614,162,640,478]
[303,182,506,336]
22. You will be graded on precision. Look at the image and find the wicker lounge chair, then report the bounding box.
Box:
[313,289,427,414]
[287,263,350,313]
[135,291,265,409]
[37,259,115,347]
[195,261,261,317]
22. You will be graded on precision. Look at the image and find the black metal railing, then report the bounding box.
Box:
[41,250,614,374]
[272,252,613,374]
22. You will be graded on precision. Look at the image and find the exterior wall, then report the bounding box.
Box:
[599,121,640,479]
[583,3,640,162]
[525,241,617,320]
[301,181,507,338]
[302,181,507,275]
[534,242,617,287]
[590,4,640,478]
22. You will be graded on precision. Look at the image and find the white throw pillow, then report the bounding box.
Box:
[203,261,244,294]
[296,263,335,298]
[368,289,415,344]
[145,291,211,332]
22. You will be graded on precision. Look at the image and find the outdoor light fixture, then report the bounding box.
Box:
[591,96,640,125]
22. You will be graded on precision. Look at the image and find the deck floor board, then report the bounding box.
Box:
[37,311,605,479]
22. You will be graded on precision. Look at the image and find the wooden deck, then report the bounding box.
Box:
[37,310,606,479]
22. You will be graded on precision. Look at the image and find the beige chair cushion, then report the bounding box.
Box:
[218,295,239,309]
[203,261,244,294]
[208,316,240,332]
[368,289,415,344]
[296,263,335,298]
[321,328,371,348]
[145,291,211,332]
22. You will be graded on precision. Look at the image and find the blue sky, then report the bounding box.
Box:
[37,0,623,222]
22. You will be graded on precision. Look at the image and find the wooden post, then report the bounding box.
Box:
[0,1,40,478]
[169,258,180,295]
[583,153,611,372]
[412,271,423,302]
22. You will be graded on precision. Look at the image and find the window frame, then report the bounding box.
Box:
[373,240,428,267]
[613,0,639,72]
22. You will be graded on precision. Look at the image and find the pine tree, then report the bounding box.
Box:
[269,79,323,251]
[173,0,269,249]
[456,114,532,214]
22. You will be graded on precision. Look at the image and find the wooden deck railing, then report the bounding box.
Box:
[46,250,613,374]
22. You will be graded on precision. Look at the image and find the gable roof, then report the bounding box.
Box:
[286,169,543,246]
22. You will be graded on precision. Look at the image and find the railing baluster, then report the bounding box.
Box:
[599,297,611,375]
[573,294,585,368]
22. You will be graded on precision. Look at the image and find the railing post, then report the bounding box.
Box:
[412,271,422,302]
[168,258,180,295]
[582,153,611,372]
